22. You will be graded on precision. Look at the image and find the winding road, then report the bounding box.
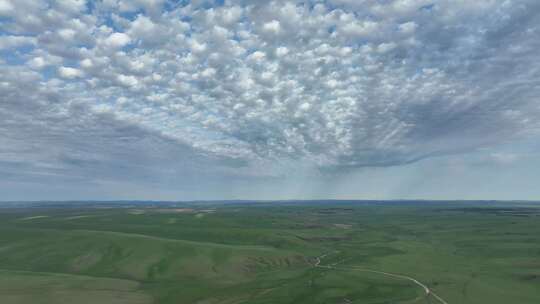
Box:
[313,254,449,304]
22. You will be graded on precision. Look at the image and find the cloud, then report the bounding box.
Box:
[1,0,540,198]
[0,0,14,16]
[116,74,138,87]
[262,20,281,34]
[398,21,418,34]
[102,32,131,48]
[54,0,87,14]
[0,35,36,49]
[58,66,83,79]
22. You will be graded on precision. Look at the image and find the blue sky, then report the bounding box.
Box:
[1,0,540,201]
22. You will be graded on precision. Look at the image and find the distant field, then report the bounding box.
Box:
[0,201,539,303]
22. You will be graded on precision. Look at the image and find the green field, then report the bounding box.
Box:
[0,201,539,303]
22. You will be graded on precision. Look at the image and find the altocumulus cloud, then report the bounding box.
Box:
[1,0,540,199]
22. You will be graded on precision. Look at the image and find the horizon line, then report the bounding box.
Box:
[1,199,539,203]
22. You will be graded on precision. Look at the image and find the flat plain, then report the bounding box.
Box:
[0,201,539,303]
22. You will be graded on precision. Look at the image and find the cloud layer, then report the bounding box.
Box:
[1,0,540,198]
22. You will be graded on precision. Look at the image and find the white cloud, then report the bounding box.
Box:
[377,42,397,53]
[275,46,289,57]
[398,21,418,34]
[341,20,379,38]
[58,66,83,79]
[0,0,14,16]
[116,74,138,87]
[0,35,36,49]
[103,32,131,48]
[220,5,243,25]
[55,0,87,14]
[127,14,169,46]
[80,58,93,68]
[248,51,266,62]
[262,20,281,34]
[189,39,207,53]
[58,28,76,40]
[27,57,46,69]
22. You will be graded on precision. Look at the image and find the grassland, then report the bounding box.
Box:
[0,201,539,303]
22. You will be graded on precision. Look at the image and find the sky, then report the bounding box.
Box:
[1,0,540,201]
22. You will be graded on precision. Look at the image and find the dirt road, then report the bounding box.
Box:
[313,254,449,304]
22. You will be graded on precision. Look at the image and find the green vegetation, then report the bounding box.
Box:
[0,201,539,303]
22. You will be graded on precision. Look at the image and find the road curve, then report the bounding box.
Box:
[313,255,449,304]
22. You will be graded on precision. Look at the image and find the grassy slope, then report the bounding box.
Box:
[0,226,306,303]
[0,270,151,304]
[0,202,539,303]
